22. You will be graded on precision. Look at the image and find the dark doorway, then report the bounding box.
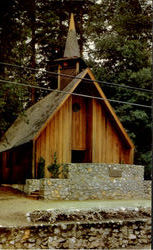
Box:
[72,150,86,163]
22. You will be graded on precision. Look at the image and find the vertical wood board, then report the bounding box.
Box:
[92,99,133,164]
[35,97,72,177]
[72,96,87,150]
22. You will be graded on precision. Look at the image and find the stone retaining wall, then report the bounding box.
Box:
[0,207,151,249]
[24,179,40,194]
[0,219,151,249]
[29,207,151,224]
[143,180,151,199]
[24,164,151,200]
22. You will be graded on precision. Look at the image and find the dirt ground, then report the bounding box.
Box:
[0,186,151,250]
[0,186,151,227]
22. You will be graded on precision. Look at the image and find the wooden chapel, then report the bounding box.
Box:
[0,13,134,183]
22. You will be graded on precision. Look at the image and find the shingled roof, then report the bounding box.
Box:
[0,66,134,153]
[0,70,87,153]
[64,13,80,58]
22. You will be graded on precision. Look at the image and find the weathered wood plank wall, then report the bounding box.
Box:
[0,143,32,183]
[72,96,87,150]
[35,96,133,178]
[35,97,72,177]
[92,99,132,164]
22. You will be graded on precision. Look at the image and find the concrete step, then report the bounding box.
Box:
[26,190,41,200]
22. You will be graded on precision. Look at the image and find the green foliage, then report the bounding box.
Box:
[47,152,68,179]
[37,157,45,179]
[86,0,152,178]
[0,0,93,135]
[0,0,151,179]
[47,153,61,178]
[0,0,33,136]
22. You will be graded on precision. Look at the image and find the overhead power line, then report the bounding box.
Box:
[0,61,152,94]
[0,78,151,109]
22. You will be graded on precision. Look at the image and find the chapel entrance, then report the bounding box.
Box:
[71,150,86,163]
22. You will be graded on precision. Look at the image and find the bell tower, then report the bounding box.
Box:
[50,13,87,90]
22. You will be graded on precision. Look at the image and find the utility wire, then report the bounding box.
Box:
[151,11,153,250]
[0,78,151,109]
[0,61,152,94]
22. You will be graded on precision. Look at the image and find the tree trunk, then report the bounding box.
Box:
[30,0,36,105]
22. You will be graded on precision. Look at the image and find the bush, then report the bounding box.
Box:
[47,152,68,178]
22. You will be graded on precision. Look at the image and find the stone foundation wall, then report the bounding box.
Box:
[40,178,70,200]
[143,180,151,199]
[24,179,40,195]
[24,164,151,200]
[0,207,151,249]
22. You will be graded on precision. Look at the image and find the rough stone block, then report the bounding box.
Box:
[23,164,148,200]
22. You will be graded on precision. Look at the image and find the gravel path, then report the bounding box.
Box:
[0,186,151,227]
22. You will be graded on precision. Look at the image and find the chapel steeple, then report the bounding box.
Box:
[50,13,87,90]
[64,13,80,58]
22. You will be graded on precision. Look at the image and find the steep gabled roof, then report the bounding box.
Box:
[34,67,134,148]
[0,67,134,153]
[0,70,87,153]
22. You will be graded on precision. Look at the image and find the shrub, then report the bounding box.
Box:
[47,152,68,178]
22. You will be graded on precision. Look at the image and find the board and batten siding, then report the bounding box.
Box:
[1,152,9,183]
[92,99,133,164]
[72,96,87,150]
[0,143,32,184]
[35,95,133,178]
[35,97,72,178]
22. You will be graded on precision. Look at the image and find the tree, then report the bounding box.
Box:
[35,0,94,95]
[86,0,152,178]
[0,0,28,136]
[0,0,151,179]
[0,0,94,134]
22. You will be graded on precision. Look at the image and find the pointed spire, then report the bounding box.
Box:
[64,13,80,58]
[69,13,75,31]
